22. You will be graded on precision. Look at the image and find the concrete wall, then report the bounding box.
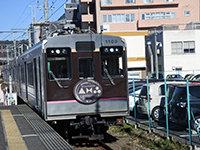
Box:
[163,30,200,77]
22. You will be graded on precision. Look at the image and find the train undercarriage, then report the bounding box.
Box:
[51,115,123,141]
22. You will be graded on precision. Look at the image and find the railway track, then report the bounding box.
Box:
[70,139,113,150]
[70,130,143,150]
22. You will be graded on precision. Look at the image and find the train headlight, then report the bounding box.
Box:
[50,50,54,54]
[104,48,109,53]
[110,48,114,53]
[56,49,60,54]
[62,49,67,54]
[115,48,119,52]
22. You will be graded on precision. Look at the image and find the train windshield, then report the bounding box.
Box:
[78,58,94,79]
[46,48,71,80]
[100,46,124,78]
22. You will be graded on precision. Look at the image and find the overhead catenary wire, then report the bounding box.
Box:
[3,0,68,41]
[12,0,36,29]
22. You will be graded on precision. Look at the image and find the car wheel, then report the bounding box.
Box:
[151,106,161,121]
[192,115,200,132]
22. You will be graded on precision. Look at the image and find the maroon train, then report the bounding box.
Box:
[2,29,129,139]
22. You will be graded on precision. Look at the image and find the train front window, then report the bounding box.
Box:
[100,46,124,78]
[78,58,94,79]
[47,48,71,80]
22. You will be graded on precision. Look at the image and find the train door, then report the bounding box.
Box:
[19,65,21,95]
[38,56,42,111]
[78,58,94,79]
[24,62,28,101]
[76,41,95,79]
[34,58,39,108]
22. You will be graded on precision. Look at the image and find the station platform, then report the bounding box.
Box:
[0,104,74,150]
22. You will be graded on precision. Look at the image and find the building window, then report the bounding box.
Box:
[103,15,107,23]
[121,14,125,22]
[172,42,182,54]
[108,15,112,22]
[113,14,116,23]
[144,0,153,3]
[117,14,121,23]
[171,41,195,54]
[184,41,195,53]
[126,0,135,4]
[103,14,135,23]
[184,11,190,17]
[131,14,135,22]
[142,12,175,20]
[102,0,112,4]
[126,14,130,22]
[165,0,174,2]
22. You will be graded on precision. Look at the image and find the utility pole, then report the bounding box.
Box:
[44,0,49,22]
[44,0,50,36]
[154,28,158,79]
[14,39,17,57]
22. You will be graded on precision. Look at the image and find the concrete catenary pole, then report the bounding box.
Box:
[44,0,49,22]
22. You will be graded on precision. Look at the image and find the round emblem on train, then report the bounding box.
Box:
[73,79,103,104]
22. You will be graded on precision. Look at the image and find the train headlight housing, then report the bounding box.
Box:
[101,46,122,55]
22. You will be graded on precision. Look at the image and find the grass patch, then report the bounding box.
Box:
[109,123,190,150]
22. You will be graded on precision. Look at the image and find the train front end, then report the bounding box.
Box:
[44,34,128,139]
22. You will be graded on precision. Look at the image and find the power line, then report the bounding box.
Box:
[12,0,36,29]
[38,0,60,21]
[49,0,67,20]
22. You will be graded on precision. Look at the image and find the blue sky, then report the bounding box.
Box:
[0,0,71,40]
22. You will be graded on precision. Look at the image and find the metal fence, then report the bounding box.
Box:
[130,77,200,146]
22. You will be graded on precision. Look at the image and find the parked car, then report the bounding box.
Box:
[168,84,200,131]
[184,74,195,80]
[129,88,141,114]
[148,73,164,79]
[190,74,200,81]
[136,81,181,121]
[166,74,183,80]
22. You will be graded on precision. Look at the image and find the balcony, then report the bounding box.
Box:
[101,1,179,8]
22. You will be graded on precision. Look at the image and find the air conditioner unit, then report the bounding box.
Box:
[102,25,110,32]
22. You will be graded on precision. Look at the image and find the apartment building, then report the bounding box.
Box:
[102,0,199,31]
[78,0,200,78]
[80,0,200,32]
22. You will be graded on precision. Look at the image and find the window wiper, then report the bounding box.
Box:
[49,71,69,88]
[103,63,115,85]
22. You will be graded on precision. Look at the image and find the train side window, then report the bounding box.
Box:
[27,63,34,86]
[78,58,94,79]
[100,47,124,78]
[46,48,72,80]
[21,65,25,83]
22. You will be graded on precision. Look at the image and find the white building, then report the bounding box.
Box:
[146,23,200,78]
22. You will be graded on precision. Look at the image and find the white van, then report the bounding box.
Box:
[129,88,141,113]
[136,81,182,121]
